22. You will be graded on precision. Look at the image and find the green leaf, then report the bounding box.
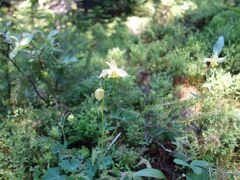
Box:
[191,166,203,175]
[20,33,33,46]
[9,34,20,46]
[102,156,112,168]
[63,56,78,64]
[43,168,66,180]
[190,160,208,167]
[86,160,96,179]
[9,48,19,59]
[133,168,166,179]
[186,172,209,180]
[47,30,59,40]
[173,159,189,167]
[59,159,80,172]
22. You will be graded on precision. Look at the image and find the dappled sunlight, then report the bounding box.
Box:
[125,16,151,35]
[154,0,197,24]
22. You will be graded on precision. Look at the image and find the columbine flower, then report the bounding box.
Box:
[98,60,128,79]
[203,55,226,67]
[95,88,104,101]
[203,36,226,67]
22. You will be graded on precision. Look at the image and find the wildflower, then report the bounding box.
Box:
[203,55,226,67]
[95,88,104,101]
[98,60,128,79]
[203,36,226,67]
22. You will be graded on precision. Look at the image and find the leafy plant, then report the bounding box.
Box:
[43,168,66,180]
[174,159,210,179]
[1,0,240,179]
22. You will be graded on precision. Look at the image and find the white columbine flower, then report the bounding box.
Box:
[98,60,128,79]
[203,55,226,67]
[203,36,226,67]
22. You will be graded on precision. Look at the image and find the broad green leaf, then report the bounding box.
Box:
[63,56,78,64]
[173,159,189,167]
[9,48,19,59]
[133,168,166,179]
[9,35,20,45]
[102,156,112,168]
[47,30,59,40]
[213,36,224,56]
[186,172,209,180]
[121,171,134,180]
[191,166,203,175]
[6,21,11,27]
[86,160,96,179]
[20,33,33,46]
[190,160,208,167]
[75,175,90,180]
[42,168,66,180]
[59,159,80,172]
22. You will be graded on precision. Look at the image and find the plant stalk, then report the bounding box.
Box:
[100,79,106,156]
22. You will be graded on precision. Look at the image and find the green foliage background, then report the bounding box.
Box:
[0,0,240,179]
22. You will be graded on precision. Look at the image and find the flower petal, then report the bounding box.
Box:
[111,60,118,69]
[117,69,128,77]
[98,69,109,78]
[105,61,111,67]
[203,58,211,63]
[217,57,226,63]
[106,60,118,69]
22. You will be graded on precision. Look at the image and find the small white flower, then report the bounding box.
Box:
[98,60,128,79]
[203,55,226,67]
[203,36,226,67]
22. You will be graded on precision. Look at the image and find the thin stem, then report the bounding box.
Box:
[9,57,49,104]
[60,112,70,148]
[100,79,106,156]
[1,39,49,104]
[61,125,67,147]
[101,94,105,153]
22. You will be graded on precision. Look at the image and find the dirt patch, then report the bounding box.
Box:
[146,142,182,180]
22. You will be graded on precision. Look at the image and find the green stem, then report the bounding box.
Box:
[61,114,68,147]
[61,125,67,147]
[100,79,106,156]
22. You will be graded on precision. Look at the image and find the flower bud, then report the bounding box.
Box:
[95,88,104,101]
[67,114,75,122]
